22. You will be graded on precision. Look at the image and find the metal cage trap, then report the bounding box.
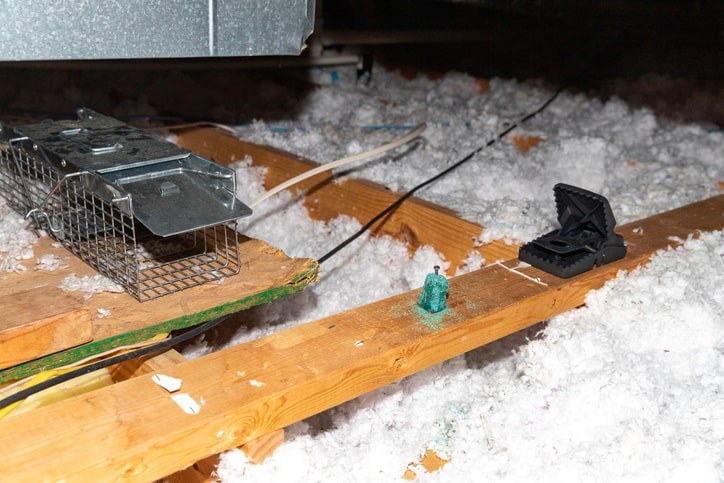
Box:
[0,109,252,301]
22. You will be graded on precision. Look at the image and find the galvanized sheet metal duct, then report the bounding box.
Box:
[0,0,315,60]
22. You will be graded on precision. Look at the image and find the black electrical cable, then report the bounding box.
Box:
[0,315,229,412]
[317,86,564,265]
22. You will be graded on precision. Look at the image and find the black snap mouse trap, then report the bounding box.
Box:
[518,183,626,278]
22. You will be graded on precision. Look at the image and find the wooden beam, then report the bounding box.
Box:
[241,429,285,463]
[175,128,519,270]
[165,428,285,481]
[110,349,187,383]
[116,349,225,483]
[1,195,720,481]
[162,455,220,483]
[0,287,91,369]
[135,351,284,480]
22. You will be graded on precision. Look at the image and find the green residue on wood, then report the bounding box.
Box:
[0,261,319,383]
[390,298,460,331]
[415,304,448,329]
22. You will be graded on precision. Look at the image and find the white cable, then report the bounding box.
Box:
[247,123,426,209]
[146,120,426,209]
[146,121,239,136]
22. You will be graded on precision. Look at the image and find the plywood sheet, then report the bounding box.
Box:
[0,234,317,382]
[0,287,91,370]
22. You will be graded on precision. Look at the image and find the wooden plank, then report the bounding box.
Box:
[138,349,187,372]
[116,349,224,483]
[110,349,187,383]
[1,195,720,482]
[164,430,284,482]
[241,429,285,463]
[133,350,283,481]
[175,127,519,270]
[0,236,318,383]
[162,454,220,483]
[0,287,91,369]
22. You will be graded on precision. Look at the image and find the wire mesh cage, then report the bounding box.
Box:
[0,110,251,301]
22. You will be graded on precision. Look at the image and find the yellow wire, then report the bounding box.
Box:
[0,333,169,420]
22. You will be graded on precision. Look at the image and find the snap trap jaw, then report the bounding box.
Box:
[518,183,626,278]
[0,109,252,301]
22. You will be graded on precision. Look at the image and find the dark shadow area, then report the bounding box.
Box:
[0,63,318,125]
[0,0,720,127]
[324,0,724,125]
[175,287,322,356]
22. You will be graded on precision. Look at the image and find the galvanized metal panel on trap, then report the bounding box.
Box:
[0,110,251,301]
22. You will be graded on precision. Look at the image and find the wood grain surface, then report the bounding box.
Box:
[0,287,91,369]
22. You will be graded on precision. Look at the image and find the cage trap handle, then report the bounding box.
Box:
[6,137,88,233]
[23,171,92,233]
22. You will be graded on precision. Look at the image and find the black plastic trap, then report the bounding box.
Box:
[518,183,626,278]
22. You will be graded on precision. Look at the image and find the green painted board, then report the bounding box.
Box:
[0,236,318,383]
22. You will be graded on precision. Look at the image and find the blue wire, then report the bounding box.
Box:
[362,124,418,131]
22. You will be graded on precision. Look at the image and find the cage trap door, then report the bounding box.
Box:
[103,155,252,237]
[13,109,252,238]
